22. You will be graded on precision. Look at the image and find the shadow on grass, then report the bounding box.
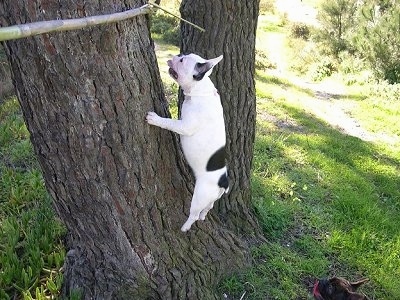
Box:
[255,72,316,98]
[256,71,370,103]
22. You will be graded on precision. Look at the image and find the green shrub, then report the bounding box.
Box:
[287,38,321,76]
[310,58,337,81]
[255,49,276,71]
[259,0,276,15]
[337,51,366,74]
[150,12,180,46]
[316,0,358,56]
[351,3,400,83]
[290,22,311,40]
[368,80,400,103]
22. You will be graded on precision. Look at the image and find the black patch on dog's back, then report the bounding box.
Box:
[206,146,226,171]
[218,172,229,190]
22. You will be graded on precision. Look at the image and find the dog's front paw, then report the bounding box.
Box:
[146,111,161,126]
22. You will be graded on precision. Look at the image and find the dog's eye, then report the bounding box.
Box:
[180,58,184,62]
[327,284,334,295]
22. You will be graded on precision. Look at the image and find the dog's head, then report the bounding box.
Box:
[167,53,223,91]
[313,277,369,300]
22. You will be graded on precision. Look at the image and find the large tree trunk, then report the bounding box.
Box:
[180,0,262,235]
[0,0,254,299]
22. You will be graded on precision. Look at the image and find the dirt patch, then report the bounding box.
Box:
[258,111,306,133]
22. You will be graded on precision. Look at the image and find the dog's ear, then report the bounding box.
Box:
[207,55,223,66]
[193,55,223,81]
[347,291,369,300]
[350,278,369,290]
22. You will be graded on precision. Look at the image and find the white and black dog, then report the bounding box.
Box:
[146,53,229,232]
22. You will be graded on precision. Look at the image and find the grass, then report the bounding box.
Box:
[234,94,400,299]
[0,97,66,299]
[1,3,400,299]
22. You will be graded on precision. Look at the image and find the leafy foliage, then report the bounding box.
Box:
[150,12,180,46]
[255,49,276,71]
[290,22,311,40]
[316,0,358,56]
[351,1,400,83]
[259,0,276,15]
[315,0,400,83]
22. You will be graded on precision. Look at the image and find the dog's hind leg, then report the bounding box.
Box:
[181,183,206,232]
[199,201,214,221]
[199,187,225,220]
[181,180,220,232]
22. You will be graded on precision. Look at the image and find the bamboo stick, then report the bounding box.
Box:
[0,4,151,42]
[0,2,205,42]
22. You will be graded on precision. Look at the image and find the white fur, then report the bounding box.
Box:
[146,53,228,232]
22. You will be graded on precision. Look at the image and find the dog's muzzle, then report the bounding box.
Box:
[167,60,179,79]
[168,68,178,79]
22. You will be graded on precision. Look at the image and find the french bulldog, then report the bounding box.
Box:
[146,53,228,232]
[313,277,369,300]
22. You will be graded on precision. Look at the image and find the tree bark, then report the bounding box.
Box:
[0,45,14,99]
[0,0,253,299]
[180,0,262,236]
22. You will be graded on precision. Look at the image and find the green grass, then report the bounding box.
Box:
[0,97,66,300]
[344,82,400,143]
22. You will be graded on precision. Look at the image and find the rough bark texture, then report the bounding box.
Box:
[180,0,262,235]
[0,0,254,299]
[0,46,14,99]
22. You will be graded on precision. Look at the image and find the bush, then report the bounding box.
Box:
[290,23,311,40]
[287,37,321,76]
[351,3,400,83]
[368,80,400,103]
[309,58,337,81]
[316,0,358,56]
[150,12,180,46]
[255,50,276,71]
[259,0,276,15]
[337,52,366,74]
